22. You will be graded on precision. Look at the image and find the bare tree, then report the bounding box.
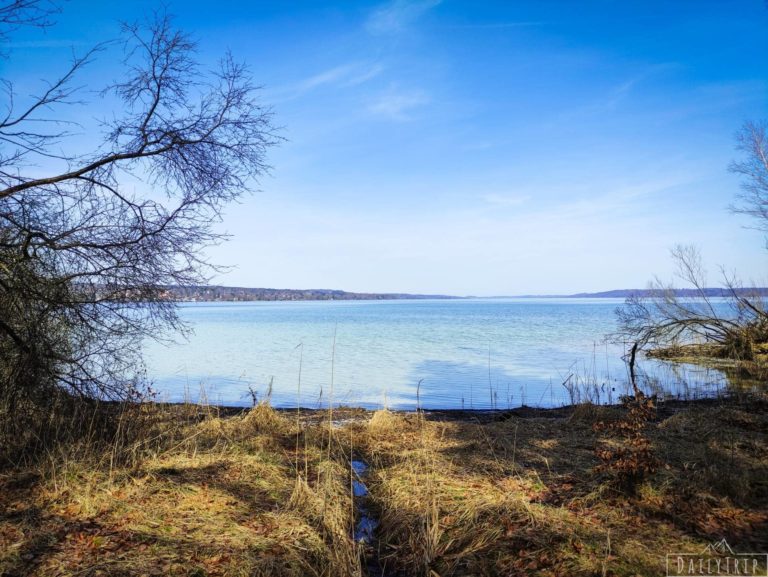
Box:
[731,121,768,234]
[616,245,767,359]
[616,121,768,362]
[0,4,279,412]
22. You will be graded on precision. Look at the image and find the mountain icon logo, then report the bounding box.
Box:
[703,539,736,556]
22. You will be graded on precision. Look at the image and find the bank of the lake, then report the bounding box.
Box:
[2,393,766,576]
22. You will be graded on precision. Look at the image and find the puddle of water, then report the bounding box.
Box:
[353,479,368,497]
[354,508,379,543]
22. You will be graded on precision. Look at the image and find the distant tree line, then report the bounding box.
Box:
[165,286,457,301]
[574,288,768,299]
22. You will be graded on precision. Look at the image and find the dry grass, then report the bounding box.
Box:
[0,403,360,577]
[2,396,767,577]
[359,397,768,577]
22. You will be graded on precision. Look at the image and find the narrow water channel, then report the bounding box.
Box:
[351,459,386,576]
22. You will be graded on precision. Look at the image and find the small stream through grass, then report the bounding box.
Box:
[351,458,386,576]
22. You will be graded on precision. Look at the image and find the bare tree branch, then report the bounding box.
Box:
[0,8,279,404]
[730,121,768,235]
[617,122,768,362]
[0,0,59,46]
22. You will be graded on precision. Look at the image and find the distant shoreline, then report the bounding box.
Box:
[164,285,768,302]
[164,286,459,302]
[510,288,768,299]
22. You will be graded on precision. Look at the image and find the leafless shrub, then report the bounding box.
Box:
[593,390,658,495]
[617,245,768,359]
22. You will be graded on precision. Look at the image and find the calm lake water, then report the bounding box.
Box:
[143,298,730,409]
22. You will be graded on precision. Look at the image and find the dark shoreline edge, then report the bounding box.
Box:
[141,393,760,423]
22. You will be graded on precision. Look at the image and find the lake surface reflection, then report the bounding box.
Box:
[143,299,730,409]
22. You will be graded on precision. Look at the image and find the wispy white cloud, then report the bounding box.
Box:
[369,88,430,120]
[575,75,647,116]
[598,63,677,109]
[268,62,383,102]
[541,63,679,129]
[449,21,542,30]
[344,64,385,86]
[366,0,442,35]
[300,64,358,91]
[482,193,530,207]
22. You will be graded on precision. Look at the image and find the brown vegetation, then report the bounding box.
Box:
[2,314,762,574]
[1,395,767,576]
[358,397,767,576]
[593,392,658,495]
[1,403,359,577]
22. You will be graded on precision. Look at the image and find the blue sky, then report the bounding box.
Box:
[5,0,768,295]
